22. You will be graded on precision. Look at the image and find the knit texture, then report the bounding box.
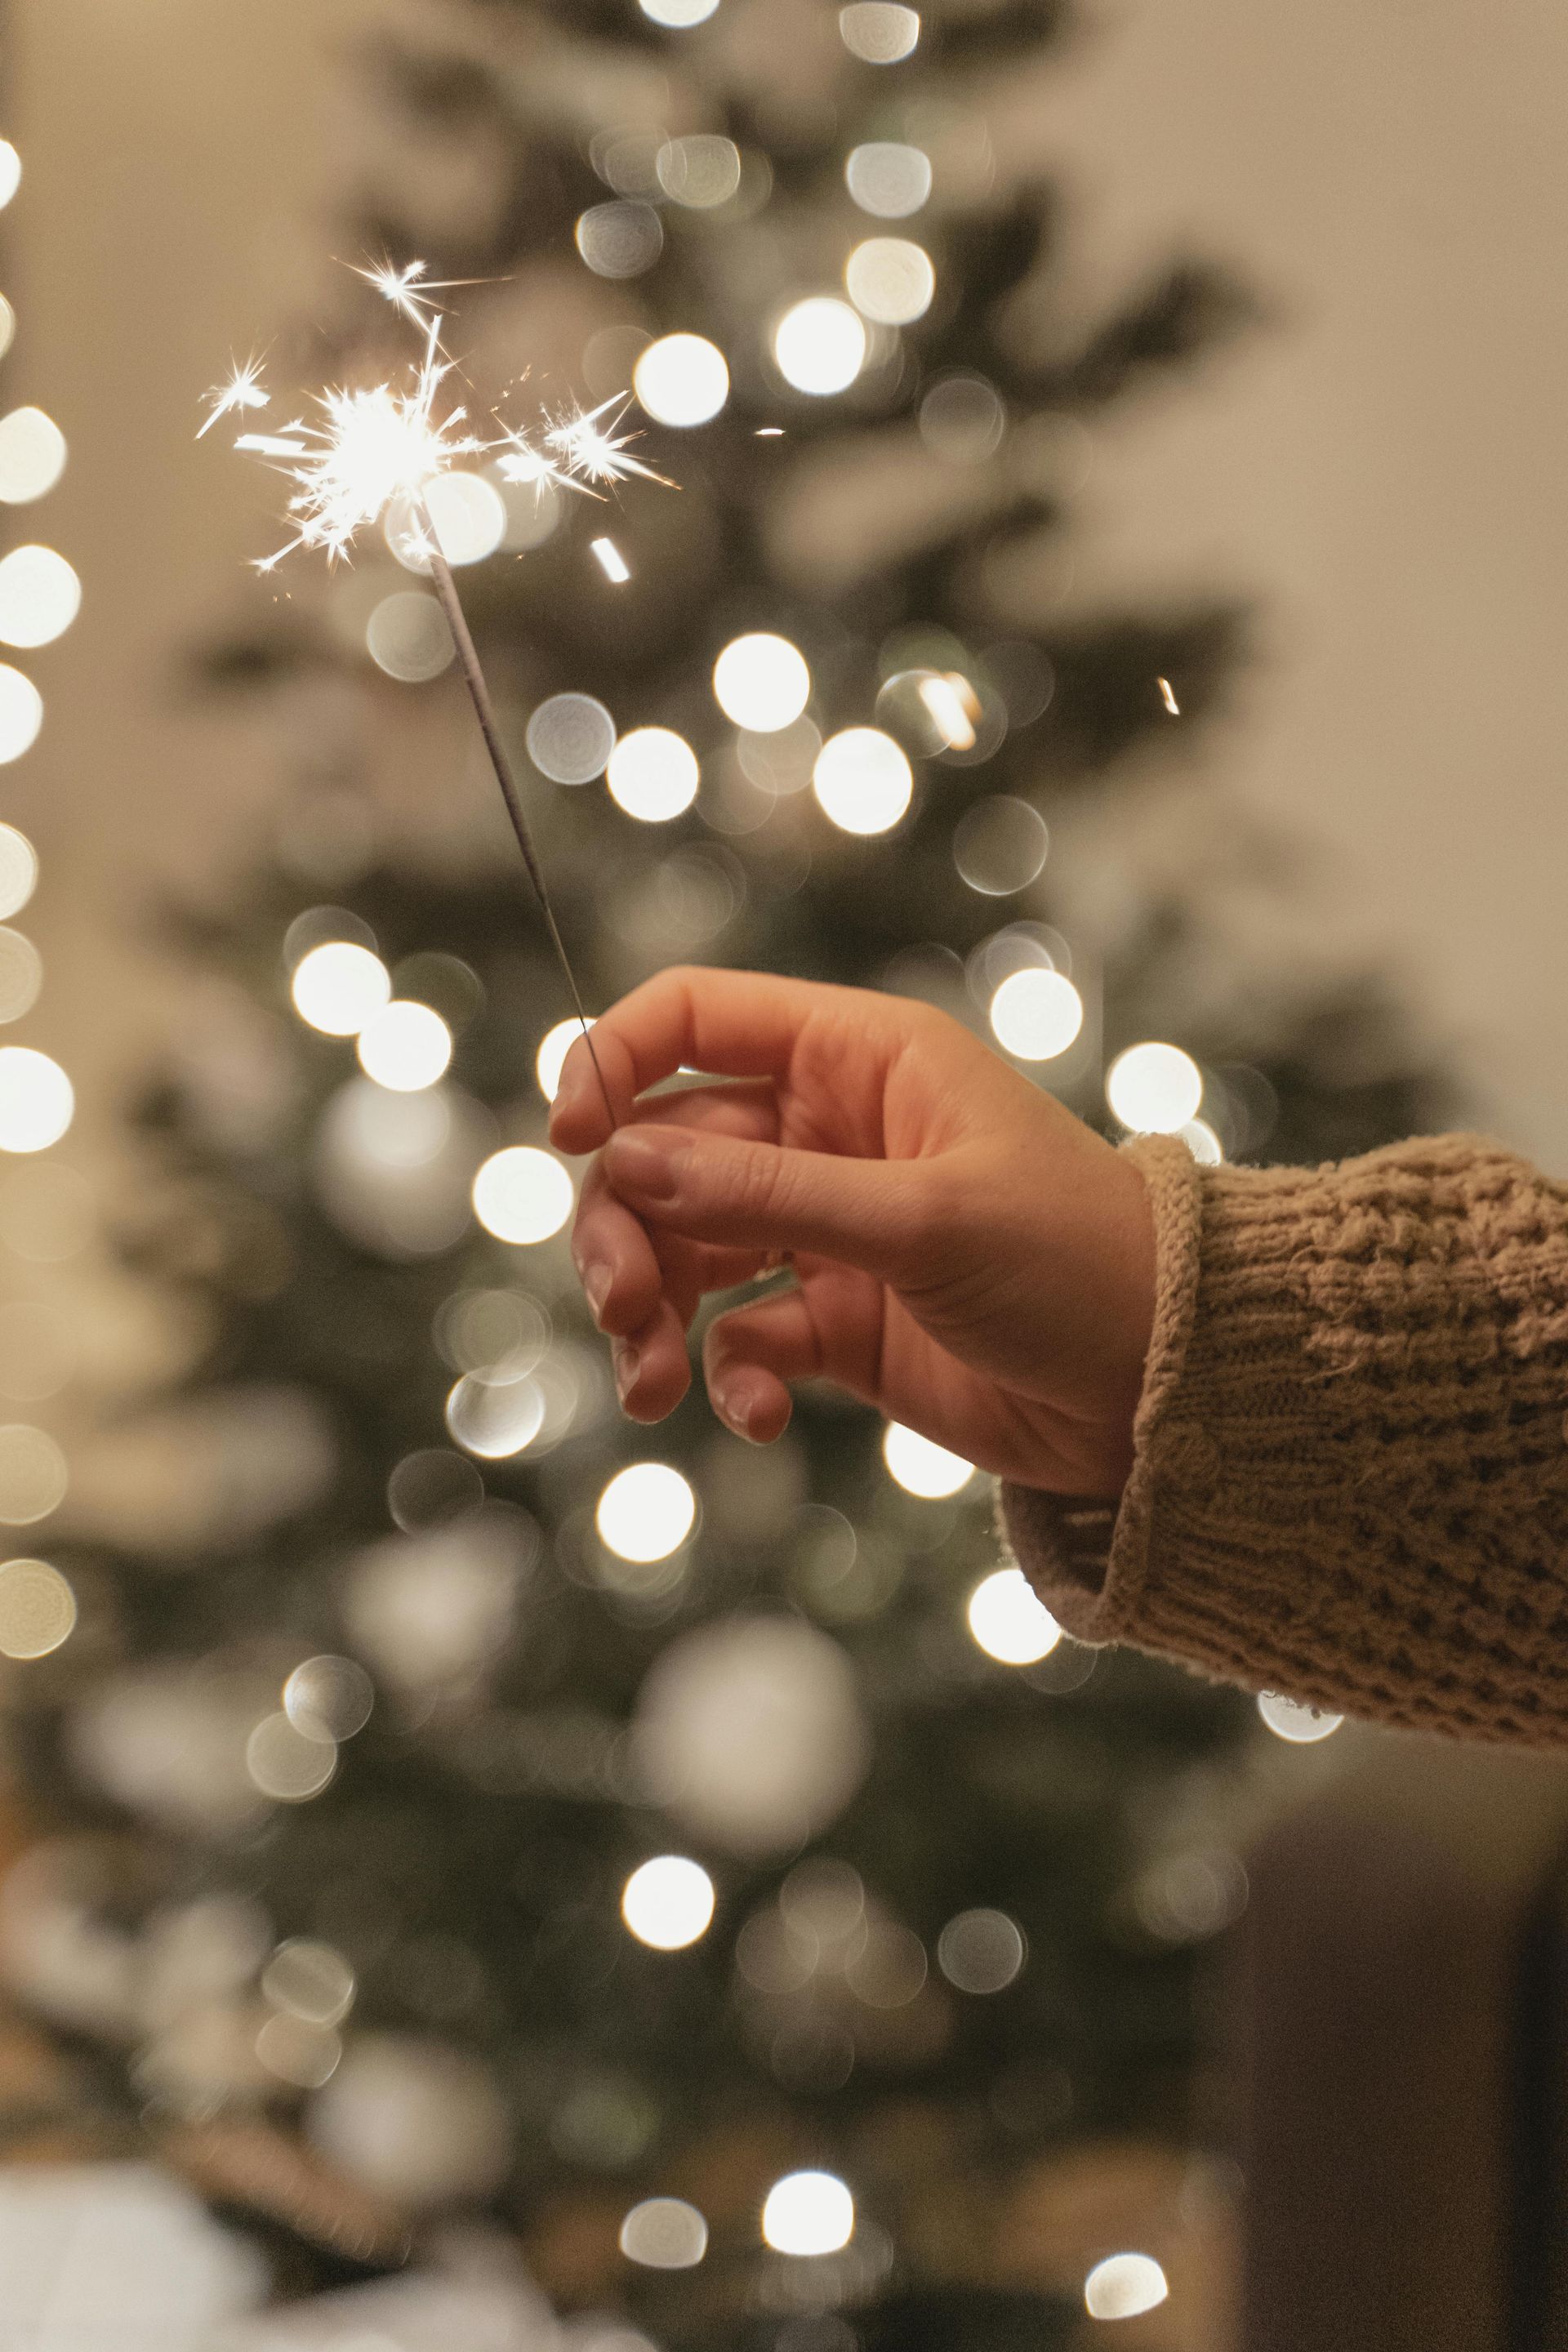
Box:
[998,1131,1568,1745]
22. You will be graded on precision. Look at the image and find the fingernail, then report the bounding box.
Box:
[583,1264,612,1325]
[613,1341,639,1404]
[716,1379,763,1443]
[606,1128,687,1204]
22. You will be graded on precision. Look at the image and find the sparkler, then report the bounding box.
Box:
[203,266,669,1128]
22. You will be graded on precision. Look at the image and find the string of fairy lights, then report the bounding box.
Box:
[0,120,82,1677]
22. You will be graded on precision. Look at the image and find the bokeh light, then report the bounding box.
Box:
[657,135,742,209]
[366,591,454,683]
[597,1462,696,1562]
[634,334,729,427]
[0,546,80,648]
[639,0,719,21]
[883,1420,971,1498]
[0,666,42,763]
[954,796,1049,895]
[0,408,66,505]
[472,1147,574,1245]
[392,472,506,569]
[607,727,700,822]
[713,634,811,733]
[1085,2254,1169,2322]
[773,298,866,396]
[576,201,664,279]
[620,2196,710,2269]
[0,928,42,1023]
[989,969,1083,1061]
[356,1000,453,1092]
[918,374,1006,464]
[284,1655,374,1744]
[621,1855,716,1949]
[0,145,19,209]
[537,1017,596,1102]
[845,141,932,217]
[937,1907,1027,1993]
[1105,1041,1203,1133]
[967,1568,1062,1665]
[845,237,935,325]
[246,1711,337,1802]
[0,825,37,918]
[0,301,11,365]
[445,1370,546,1459]
[1181,1117,1223,1165]
[0,1557,74,1658]
[262,1938,356,2025]
[527,693,617,786]
[813,728,913,835]
[1258,1690,1344,1744]
[290,941,391,1036]
[0,1427,67,1525]
[0,1048,72,1152]
[761,2169,855,2256]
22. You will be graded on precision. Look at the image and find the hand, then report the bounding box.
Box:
[548,967,1156,1496]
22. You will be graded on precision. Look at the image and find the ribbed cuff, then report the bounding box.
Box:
[997,1130,1205,1645]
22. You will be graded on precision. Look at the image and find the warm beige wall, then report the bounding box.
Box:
[9,0,1568,1165]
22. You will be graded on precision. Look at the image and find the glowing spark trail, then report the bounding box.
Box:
[207,262,670,1125]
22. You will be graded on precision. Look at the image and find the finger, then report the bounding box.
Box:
[601,1122,942,1283]
[572,1159,770,1339]
[610,1292,693,1424]
[702,1290,823,1442]
[548,967,917,1154]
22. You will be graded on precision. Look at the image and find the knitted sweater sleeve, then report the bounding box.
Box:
[997,1131,1568,1745]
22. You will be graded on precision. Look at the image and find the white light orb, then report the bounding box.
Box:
[989,969,1084,1062]
[657,134,742,210]
[527,693,617,786]
[472,1147,573,1245]
[1181,1117,1223,1165]
[773,298,866,396]
[0,826,37,919]
[445,1371,546,1459]
[937,1906,1027,1993]
[0,666,42,763]
[608,726,700,822]
[0,546,80,648]
[845,141,932,218]
[0,408,66,505]
[0,144,19,209]
[0,1048,72,1152]
[356,1000,452,1092]
[813,728,912,835]
[290,941,391,1037]
[1257,1690,1344,1744]
[967,1568,1062,1666]
[0,929,40,1024]
[576,200,665,281]
[634,333,729,427]
[597,1462,696,1563]
[639,0,719,21]
[845,237,935,326]
[620,2195,710,2269]
[0,299,12,363]
[1084,2253,1169,2322]
[0,1425,67,1524]
[713,634,811,733]
[246,1711,337,1803]
[1105,1040,1203,1134]
[420,470,506,566]
[762,2169,855,2256]
[0,1557,75,1658]
[839,2,920,61]
[537,1016,595,1103]
[883,1420,971,1499]
[621,1855,715,1950]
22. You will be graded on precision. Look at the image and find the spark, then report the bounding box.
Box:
[351,257,488,327]
[1157,675,1180,715]
[198,357,270,439]
[546,396,670,489]
[755,425,785,437]
[590,537,631,584]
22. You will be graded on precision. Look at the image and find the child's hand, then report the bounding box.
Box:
[548,968,1156,1496]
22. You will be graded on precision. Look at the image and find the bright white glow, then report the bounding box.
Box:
[845,237,935,325]
[621,1855,716,1950]
[0,826,36,919]
[657,135,742,210]
[773,298,866,396]
[608,726,700,822]
[472,1147,574,1244]
[968,1568,1062,1665]
[357,1000,452,1092]
[527,693,617,786]
[840,2,920,61]
[639,0,719,21]
[1258,1690,1344,1744]
[0,546,81,648]
[591,536,631,584]
[365,591,453,683]
[990,969,1084,1062]
[883,1419,972,1499]
[0,409,66,505]
[813,728,913,835]
[596,1462,696,1562]
[918,671,978,750]
[390,470,506,569]
[291,942,391,1036]
[1105,1041,1203,1134]
[762,2170,855,2257]
[0,300,12,364]
[0,1049,72,1152]
[1084,2253,1169,2322]
[620,2195,710,2269]
[713,634,811,733]
[1181,1118,1223,1165]
[0,145,20,210]
[537,1017,595,1102]
[845,142,932,218]
[445,1371,546,1459]
[634,333,730,427]
[0,667,42,764]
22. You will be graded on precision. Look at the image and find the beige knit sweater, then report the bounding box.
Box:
[998,1131,1568,1746]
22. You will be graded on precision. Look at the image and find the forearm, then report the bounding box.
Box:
[1000,1131,1568,1744]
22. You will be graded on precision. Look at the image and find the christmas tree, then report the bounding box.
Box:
[2,2,1441,2343]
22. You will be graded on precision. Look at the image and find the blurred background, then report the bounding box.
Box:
[0,2,1566,2347]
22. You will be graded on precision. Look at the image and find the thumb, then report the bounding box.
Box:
[601,1123,936,1281]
